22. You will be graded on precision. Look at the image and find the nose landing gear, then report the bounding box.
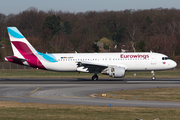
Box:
[151,71,156,80]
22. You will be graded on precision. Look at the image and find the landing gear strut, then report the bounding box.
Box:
[92,75,98,81]
[151,71,156,80]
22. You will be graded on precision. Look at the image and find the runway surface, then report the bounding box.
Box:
[0,78,180,108]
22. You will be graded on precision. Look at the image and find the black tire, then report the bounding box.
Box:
[92,75,98,81]
[152,76,156,80]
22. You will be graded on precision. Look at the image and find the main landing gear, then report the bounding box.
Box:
[92,74,98,81]
[151,70,156,80]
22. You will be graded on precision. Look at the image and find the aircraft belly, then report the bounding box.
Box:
[126,61,153,70]
[43,62,77,71]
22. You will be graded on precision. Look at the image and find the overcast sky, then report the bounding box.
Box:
[0,0,180,15]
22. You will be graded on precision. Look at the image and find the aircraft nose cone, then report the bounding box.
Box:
[172,61,177,68]
[173,61,177,67]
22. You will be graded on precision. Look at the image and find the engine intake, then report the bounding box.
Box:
[109,67,125,78]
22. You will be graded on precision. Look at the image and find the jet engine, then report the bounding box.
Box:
[109,67,125,78]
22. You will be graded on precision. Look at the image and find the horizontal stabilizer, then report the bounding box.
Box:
[5,56,26,62]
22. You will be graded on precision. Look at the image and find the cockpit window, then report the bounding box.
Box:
[162,57,170,60]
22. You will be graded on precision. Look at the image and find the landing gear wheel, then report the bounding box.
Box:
[151,76,156,80]
[151,71,156,80]
[92,75,98,81]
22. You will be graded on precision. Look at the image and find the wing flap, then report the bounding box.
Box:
[76,61,108,73]
[77,61,108,66]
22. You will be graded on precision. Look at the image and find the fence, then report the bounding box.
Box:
[0,62,34,69]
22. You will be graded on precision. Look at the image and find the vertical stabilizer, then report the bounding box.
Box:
[6,27,46,69]
[7,27,37,58]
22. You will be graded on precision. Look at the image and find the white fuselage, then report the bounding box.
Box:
[34,52,177,72]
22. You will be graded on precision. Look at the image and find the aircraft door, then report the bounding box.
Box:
[37,56,43,67]
[151,54,156,65]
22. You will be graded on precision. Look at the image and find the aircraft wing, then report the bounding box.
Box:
[77,61,108,73]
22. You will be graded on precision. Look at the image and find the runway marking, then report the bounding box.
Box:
[127,81,180,84]
[0,95,90,99]
[89,93,97,98]
[0,96,22,98]
[84,97,91,98]
[0,95,97,99]
[2,96,12,97]
[0,84,31,87]
[23,87,39,97]
[60,96,90,98]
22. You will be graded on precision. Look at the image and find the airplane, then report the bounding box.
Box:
[5,27,177,80]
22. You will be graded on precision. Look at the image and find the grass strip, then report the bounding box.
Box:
[0,101,179,120]
[96,87,180,102]
[0,69,179,78]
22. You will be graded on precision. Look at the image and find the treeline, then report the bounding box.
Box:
[0,7,180,62]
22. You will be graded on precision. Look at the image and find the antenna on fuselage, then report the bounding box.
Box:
[121,45,129,53]
[121,49,129,53]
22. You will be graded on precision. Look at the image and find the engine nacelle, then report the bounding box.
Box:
[109,67,125,78]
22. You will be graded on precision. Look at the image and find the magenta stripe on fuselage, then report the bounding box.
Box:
[12,41,46,69]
